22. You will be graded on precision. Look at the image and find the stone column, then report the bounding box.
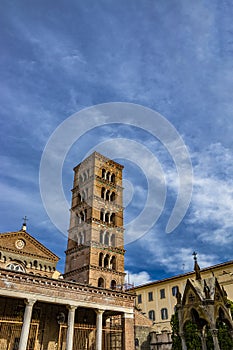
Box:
[66,305,77,350]
[122,312,134,350]
[210,329,220,350]
[180,333,187,350]
[200,334,207,350]
[18,299,36,350]
[95,309,104,350]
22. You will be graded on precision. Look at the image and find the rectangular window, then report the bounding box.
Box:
[148,291,153,301]
[172,286,178,297]
[161,308,168,320]
[160,288,165,299]
[148,310,155,321]
[138,294,142,304]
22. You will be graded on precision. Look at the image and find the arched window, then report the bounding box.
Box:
[98,277,105,288]
[107,172,111,181]
[105,212,110,223]
[79,232,85,244]
[110,256,116,270]
[6,263,25,272]
[77,193,82,203]
[110,192,115,201]
[100,209,104,221]
[149,310,155,321]
[161,308,168,320]
[106,190,110,201]
[111,280,117,289]
[102,169,106,179]
[80,211,85,222]
[111,174,115,183]
[76,213,81,224]
[104,255,110,268]
[99,253,104,267]
[104,232,110,245]
[100,231,104,244]
[111,213,116,225]
[111,234,115,247]
[101,187,105,199]
[33,260,38,268]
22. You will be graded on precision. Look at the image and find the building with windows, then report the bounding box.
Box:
[133,258,233,347]
[174,256,233,350]
[0,223,60,279]
[0,152,135,350]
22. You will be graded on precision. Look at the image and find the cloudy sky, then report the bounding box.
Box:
[1,0,233,286]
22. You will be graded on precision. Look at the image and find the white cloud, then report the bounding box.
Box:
[125,270,151,287]
[188,143,233,245]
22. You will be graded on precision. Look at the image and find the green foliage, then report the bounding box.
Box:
[217,320,233,350]
[171,305,233,350]
[184,321,202,350]
[171,312,182,350]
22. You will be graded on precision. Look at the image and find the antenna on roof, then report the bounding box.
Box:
[182,263,185,273]
[21,216,28,231]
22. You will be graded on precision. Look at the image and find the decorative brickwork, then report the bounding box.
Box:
[64,152,125,289]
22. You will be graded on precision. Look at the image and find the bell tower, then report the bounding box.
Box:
[64,152,125,289]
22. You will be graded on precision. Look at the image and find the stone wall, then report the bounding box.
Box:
[134,309,153,350]
[150,331,172,350]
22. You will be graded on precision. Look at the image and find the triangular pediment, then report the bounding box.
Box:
[182,279,202,306]
[0,231,59,262]
[182,277,222,306]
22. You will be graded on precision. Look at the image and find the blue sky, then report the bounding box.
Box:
[1,0,233,286]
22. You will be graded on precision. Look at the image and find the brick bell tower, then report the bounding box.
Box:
[64,152,125,289]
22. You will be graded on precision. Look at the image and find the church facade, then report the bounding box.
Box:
[0,152,135,350]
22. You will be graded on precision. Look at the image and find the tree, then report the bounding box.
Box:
[183,321,202,350]
[171,312,182,350]
[217,320,233,350]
